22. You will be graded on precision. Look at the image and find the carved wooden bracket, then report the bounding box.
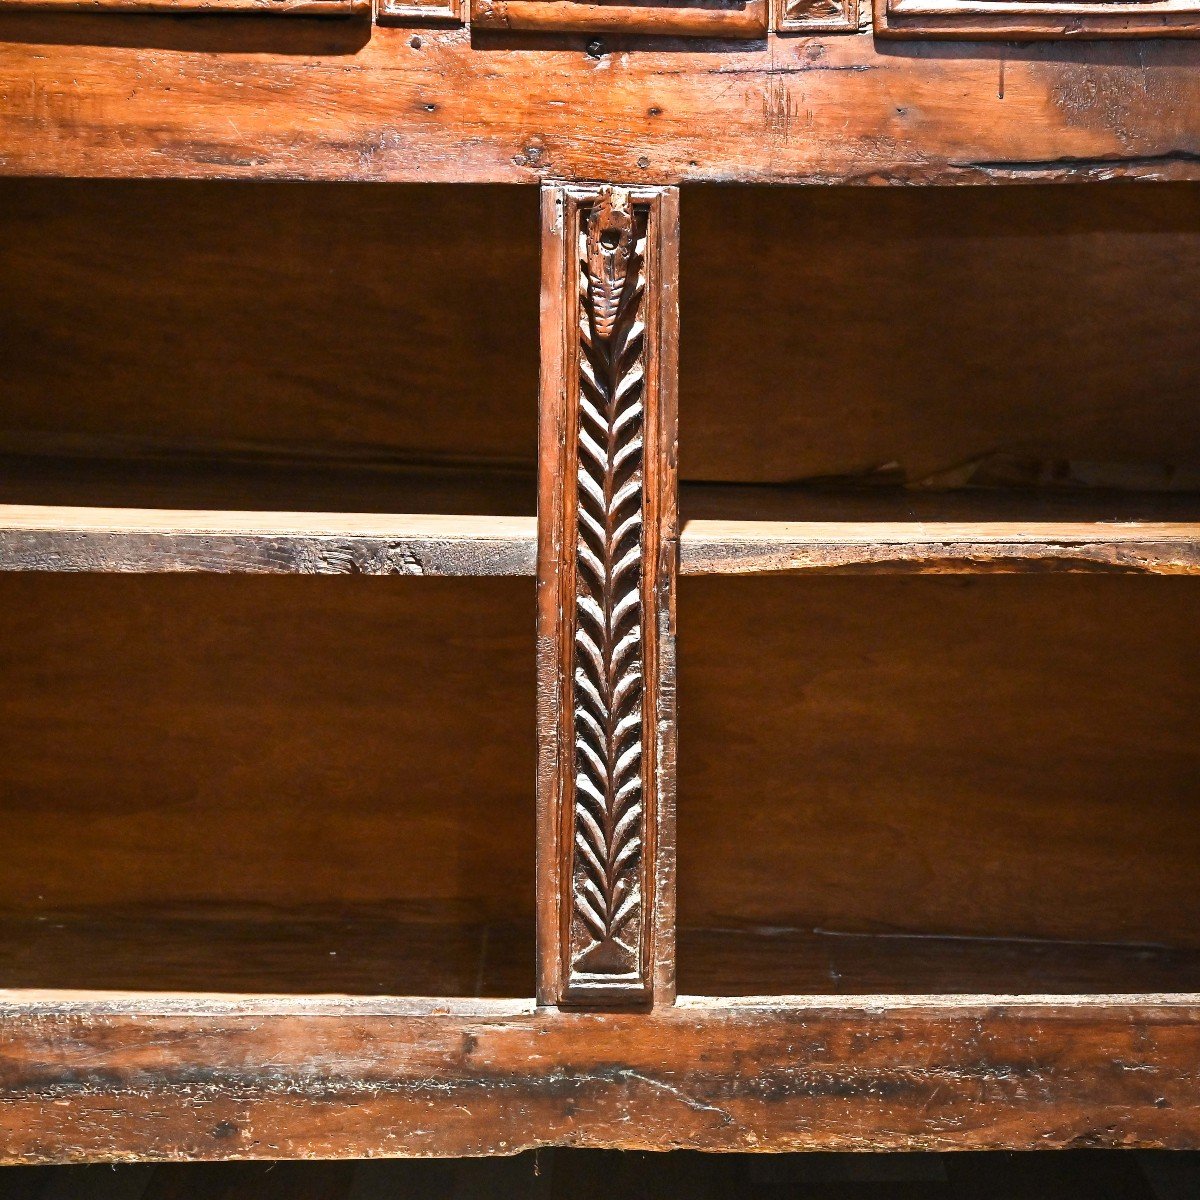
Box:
[874,0,1200,37]
[473,0,765,36]
[538,184,678,1009]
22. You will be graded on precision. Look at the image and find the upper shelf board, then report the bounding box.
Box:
[3,506,1199,576]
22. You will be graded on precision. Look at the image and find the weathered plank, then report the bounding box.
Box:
[3,995,1200,1161]
[679,520,1200,574]
[0,507,537,575]
[0,27,1197,184]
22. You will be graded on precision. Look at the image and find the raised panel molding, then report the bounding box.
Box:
[0,0,365,13]
[537,184,678,1009]
[472,0,766,37]
[775,0,858,33]
[874,0,1200,37]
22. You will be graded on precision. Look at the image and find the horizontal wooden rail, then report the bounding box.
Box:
[5,507,1199,576]
[0,506,536,576]
[680,520,1200,575]
[2,993,1200,1160]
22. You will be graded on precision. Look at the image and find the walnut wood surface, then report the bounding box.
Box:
[0,575,535,916]
[678,926,1200,996]
[0,31,1198,184]
[681,520,1200,574]
[0,905,532,996]
[537,185,678,1007]
[471,0,767,36]
[678,575,1200,948]
[876,0,1200,38]
[7,507,1200,576]
[3,995,1200,1161]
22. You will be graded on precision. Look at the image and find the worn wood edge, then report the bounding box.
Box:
[874,0,1200,36]
[472,0,767,35]
[680,520,1200,575]
[375,0,462,24]
[5,991,1200,1161]
[0,508,537,575]
[0,0,367,12]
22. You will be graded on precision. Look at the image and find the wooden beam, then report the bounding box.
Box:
[0,507,536,575]
[537,184,679,1007]
[3,993,1200,1161]
[679,520,1200,575]
[0,27,1197,184]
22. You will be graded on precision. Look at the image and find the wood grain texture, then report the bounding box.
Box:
[537,185,678,1008]
[680,521,1200,575]
[678,576,1200,949]
[678,186,1200,486]
[0,507,537,575]
[376,0,461,24]
[3,996,1200,1162]
[471,0,767,37]
[0,31,1198,184]
[0,182,539,481]
[678,925,1200,996]
[774,0,857,34]
[0,904,532,996]
[0,575,534,916]
[875,0,1200,39]
[0,0,364,11]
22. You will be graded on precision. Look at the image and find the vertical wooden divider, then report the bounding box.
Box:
[537,183,679,1008]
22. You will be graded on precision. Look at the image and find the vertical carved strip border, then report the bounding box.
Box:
[538,184,678,1008]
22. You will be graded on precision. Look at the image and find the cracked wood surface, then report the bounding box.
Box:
[3,996,1200,1161]
[0,26,1198,183]
[0,507,537,575]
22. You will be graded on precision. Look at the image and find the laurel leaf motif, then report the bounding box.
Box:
[569,189,649,981]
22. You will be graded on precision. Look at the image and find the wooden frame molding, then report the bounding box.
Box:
[537,184,678,1010]
[375,0,462,25]
[874,0,1200,37]
[0,0,365,13]
[4,995,1200,1161]
[774,0,858,33]
[473,0,766,36]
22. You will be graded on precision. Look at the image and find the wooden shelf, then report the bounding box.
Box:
[680,520,1200,575]
[6,501,1199,577]
[0,904,532,997]
[679,485,1200,575]
[2,992,1199,1161]
[0,506,536,576]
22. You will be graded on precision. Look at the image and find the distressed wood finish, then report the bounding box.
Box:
[875,0,1200,38]
[538,185,678,1008]
[8,510,1200,577]
[0,30,1199,184]
[375,0,462,25]
[472,0,767,37]
[0,0,364,12]
[774,0,857,33]
[680,521,1200,575]
[0,507,536,575]
[3,995,1200,1162]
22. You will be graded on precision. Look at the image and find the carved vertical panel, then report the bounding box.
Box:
[538,184,678,1009]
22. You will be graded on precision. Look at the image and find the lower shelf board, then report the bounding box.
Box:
[2,991,1200,1161]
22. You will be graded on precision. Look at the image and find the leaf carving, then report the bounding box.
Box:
[569,188,648,985]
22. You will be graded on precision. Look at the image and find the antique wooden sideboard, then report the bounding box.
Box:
[1,0,1199,1167]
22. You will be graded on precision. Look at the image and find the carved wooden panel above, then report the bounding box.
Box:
[375,0,462,24]
[874,0,1200,37]
[538,184,678,1009]
[473,0,766,37]
[775,0,857,32]
[0,0,364,12]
